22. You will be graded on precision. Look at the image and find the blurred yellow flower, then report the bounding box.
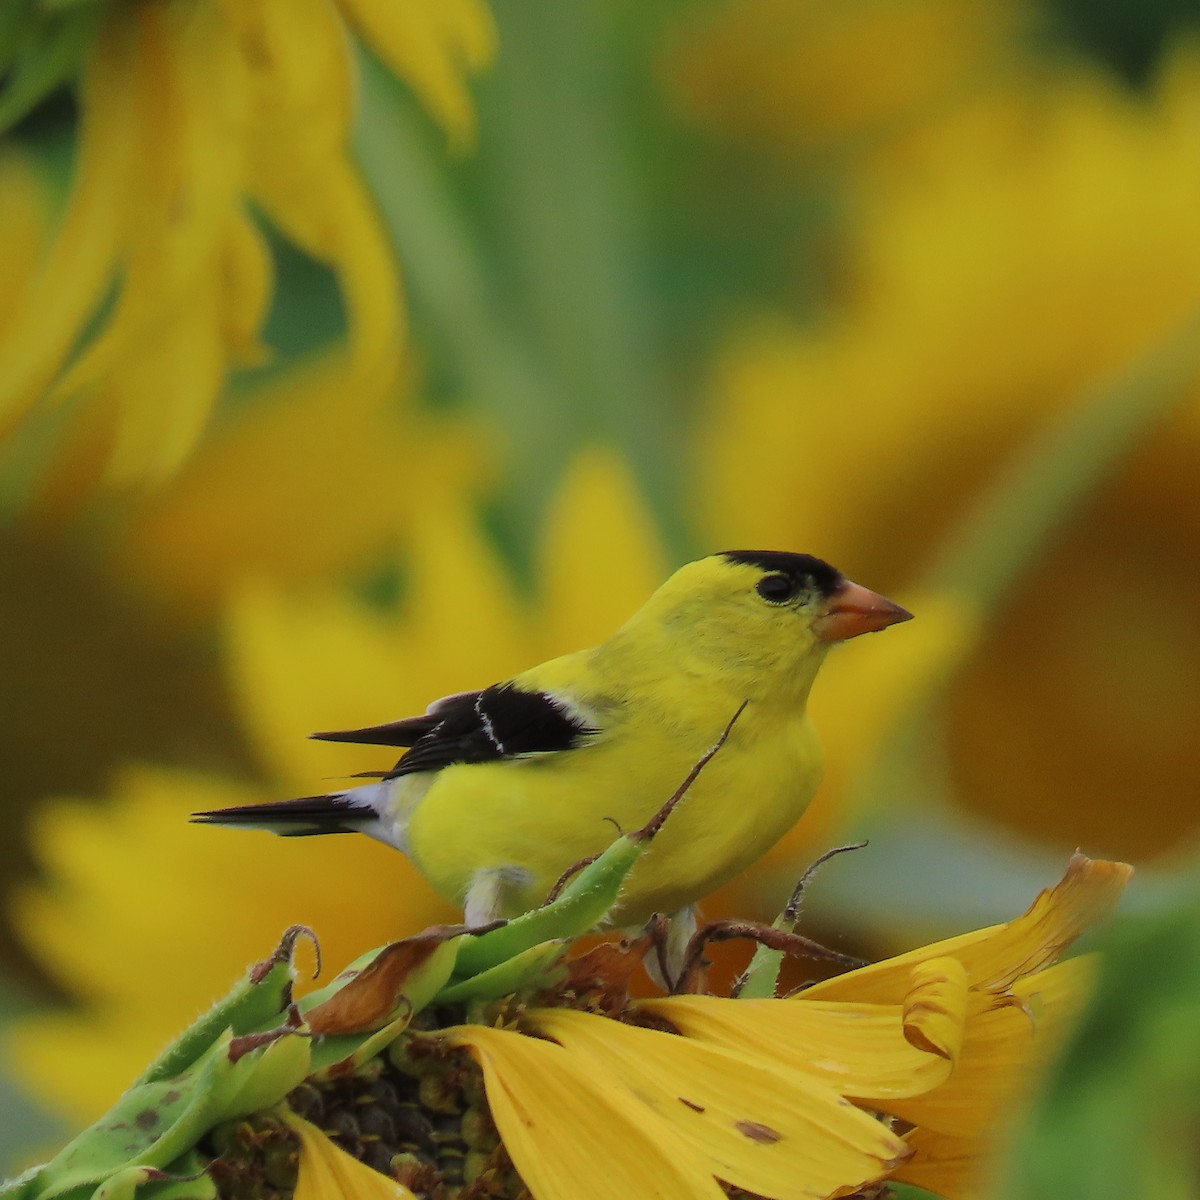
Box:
[695,44,1200,862]
[0,0,493,485]
[664,0,1028,157]
[97,352,493,618]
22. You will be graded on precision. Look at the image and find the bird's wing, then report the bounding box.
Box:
[387,682,598,777]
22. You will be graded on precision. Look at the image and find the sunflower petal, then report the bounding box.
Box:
[530,1007,907,1200]
[338,0,495,147]
[445,1024,727,1200]
[637,993,957,1100]
[284,1112,418,1200]
[889,957,1095,1140]
[804,854,1130,1004]
[903,956,968,1062]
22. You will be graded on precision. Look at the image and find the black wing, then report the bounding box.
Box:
[386,684,597,777]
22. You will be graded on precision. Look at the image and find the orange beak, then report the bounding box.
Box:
[812,580,913,643]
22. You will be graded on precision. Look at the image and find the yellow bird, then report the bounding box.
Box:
[193,551,910,931]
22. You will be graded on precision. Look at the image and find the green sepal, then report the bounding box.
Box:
[25,1029,309,1200]
[135,1155,214,1200]
[736,939,786,1000]
[437,941,566,1005]
[81,1150,215,1200]
[307,1011,413,1080]
[134,928,310,1087]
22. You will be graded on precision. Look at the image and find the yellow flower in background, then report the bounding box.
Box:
[664,0,1028,158]
[0,0,493,486]
[695,44,1200,863]
[95,352,493,618]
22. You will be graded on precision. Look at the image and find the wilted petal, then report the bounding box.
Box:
[446,1024,727,1200]
[530,1007,908,1200]
[890,957,1095,1139]
[804,854,1130,1004]
[902,956,968,1062]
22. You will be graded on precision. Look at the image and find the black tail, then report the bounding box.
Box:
[190,792,377,838]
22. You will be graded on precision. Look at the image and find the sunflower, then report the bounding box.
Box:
[0,0,493,485]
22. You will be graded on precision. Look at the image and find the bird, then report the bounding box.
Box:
[192,550,911,934]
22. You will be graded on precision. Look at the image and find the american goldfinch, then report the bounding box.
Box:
[193,551,910,928]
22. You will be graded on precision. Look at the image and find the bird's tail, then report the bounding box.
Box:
[190,791,378,838]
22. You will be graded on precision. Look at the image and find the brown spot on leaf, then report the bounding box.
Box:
[135,1109,159,1131]
[736,1120,782,1144]
[679,1098,705,1113]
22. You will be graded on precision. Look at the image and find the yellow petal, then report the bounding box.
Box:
[637,993,956,1101]
[284,1112,417,1200]
[903,956,968,1063]
[102,272,226,486]
[52,1,245,406]
[535,447,670,656]
[804,854,1131,1004]
[0,150,52,332]
[891,1126,986,1200]
[338,0,496,147]
[890,957,1095,1140]
[530,1007,907,1200]
[445,1024,728,1200]
[220,211,274,365]
[0,15,133,432]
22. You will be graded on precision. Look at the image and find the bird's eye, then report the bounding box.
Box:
[756,573,799,603]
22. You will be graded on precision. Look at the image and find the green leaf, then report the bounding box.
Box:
[24,1029,309,1200]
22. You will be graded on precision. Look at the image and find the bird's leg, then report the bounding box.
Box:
[641,905,699,992]
[463,866,530,928]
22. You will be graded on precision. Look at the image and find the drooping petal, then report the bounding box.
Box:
[218,210,274,366]
[446,1024,728,1200]
[0,14,133,432]
[529,1007,908,1200]
[637,992,958,1101]
[803,854,1130,1004]
[285,1111,418,1200]
[902,956,969,1061]
[890,957,1095,1140]
[338,0,496,147]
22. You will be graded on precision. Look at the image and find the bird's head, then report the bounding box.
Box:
[630,550,913,702]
